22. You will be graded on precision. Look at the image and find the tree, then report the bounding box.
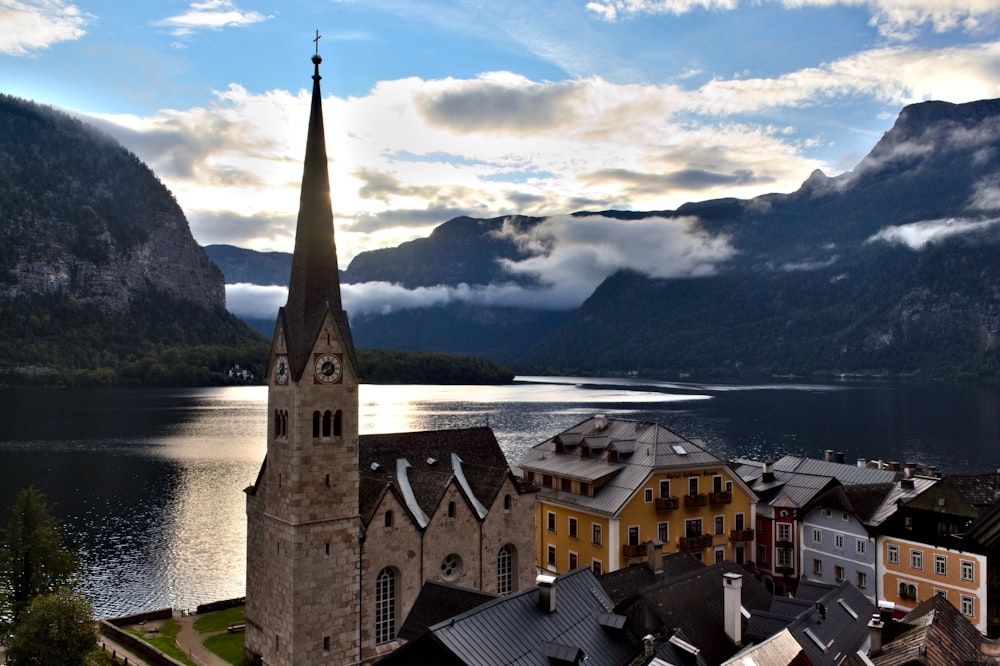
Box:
[0,487,78,626]
[5,589,97,666]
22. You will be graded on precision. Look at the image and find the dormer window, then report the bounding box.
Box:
[608,449,619,463]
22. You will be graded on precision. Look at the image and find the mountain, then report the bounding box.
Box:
[523,99,1000,378]
[210,98,1000,380]
[0,94,267,385]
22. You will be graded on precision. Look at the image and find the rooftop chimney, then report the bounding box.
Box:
[836,452,845,464]
[646,540,664,574]
[723,572,743,646]
[857,458,867,468]
[868,613,885,655]
[928,465,938,478]
[887,461,900,472]
[537,574,557,613]
[900,478,914,490]
[824,450,835,462]
[643,634,655,658]
[762,460,775,483]
[904,462,916,478]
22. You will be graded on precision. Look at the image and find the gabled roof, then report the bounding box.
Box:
[397,581,498,642]
[868,593,984,666]
[803,484,895,526]
[635,562,773,666]
[598,552,704,606]
[518,416,748,516]
[378,568,637,665]
[359,427,522,528]
[966,497,1000,548]
[744,580,874,666]
[652,628,709,666]
[867,477,938,527]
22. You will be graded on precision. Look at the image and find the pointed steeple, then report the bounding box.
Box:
[282,51,356,380]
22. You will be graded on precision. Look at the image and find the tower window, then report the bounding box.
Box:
[322,410,332,437]
[447,501,456,518]
[334,410,343,437]
[384,510,393,528]
[504,494,512,511]
[312,411,321,438]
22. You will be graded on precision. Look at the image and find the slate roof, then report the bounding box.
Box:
[598,552,704,606]
[397,581,498,642]
[867,477,938,527]
[744,580,874,666]
[378,567,637,665]
[359,427,530,528]
[940,473,1000,513]
[721,628,804,666]
[518,416,747,516]
[634,561,773,666]
[966,497,1000,548]
[651,628,708,666]
[773,455,900,486]
[868,593,985,666]
[804,484,895,525]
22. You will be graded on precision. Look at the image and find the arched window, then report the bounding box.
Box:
[447,501,456,518]
[384,510,393,528]
[322,410,332,437]
[497,545,515,595]
[274,410,281,438]
[375,568,397,644]
[281,410,288,438]
[334,410,343,437]
[312,411,320,438]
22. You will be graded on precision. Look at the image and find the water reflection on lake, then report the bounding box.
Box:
[0,377,997,617]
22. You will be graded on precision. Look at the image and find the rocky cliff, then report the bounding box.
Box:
[0,94,224,312]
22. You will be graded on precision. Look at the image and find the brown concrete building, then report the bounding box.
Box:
[243,51,535,666]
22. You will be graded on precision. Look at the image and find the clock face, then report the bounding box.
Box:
[274,355,289,385]
[313,353,343,384]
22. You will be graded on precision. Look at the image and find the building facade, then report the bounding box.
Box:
[518,416,757,575]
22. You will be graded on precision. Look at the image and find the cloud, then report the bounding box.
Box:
[866,216,1000,249]
[83,37,1000,264]
[0,0,88,55]
[584,0,1000,39]
[155,0,271,37]
[225,283,287,319]
[495,213,737,304]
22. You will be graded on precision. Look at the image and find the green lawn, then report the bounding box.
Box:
[193,606,245,633]
[126,618,196,666]
[195,605,247,666]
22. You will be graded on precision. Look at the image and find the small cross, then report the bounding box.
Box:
[313,30,322,55]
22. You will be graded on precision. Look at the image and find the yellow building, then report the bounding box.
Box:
[517,416,758,574]
[878,535,988,633]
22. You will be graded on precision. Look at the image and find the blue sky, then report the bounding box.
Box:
[5,0,1000,315]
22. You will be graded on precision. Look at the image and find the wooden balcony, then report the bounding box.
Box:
[622,543,646,558]
[729,528,755,542]
[709,491,733,505]
[678,534,713,550]
[655,496,680,511]
[684,494,709,508]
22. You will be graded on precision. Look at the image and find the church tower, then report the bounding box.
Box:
[245,45,361,665]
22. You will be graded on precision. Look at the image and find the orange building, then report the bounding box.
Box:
[517,416,758,574]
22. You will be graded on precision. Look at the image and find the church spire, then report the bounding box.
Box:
[282,45,356,380]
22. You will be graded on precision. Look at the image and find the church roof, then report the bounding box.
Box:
[358,427,522,528]
[281,54,357,381]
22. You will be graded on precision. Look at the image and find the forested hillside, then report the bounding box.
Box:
[0,94,267,385]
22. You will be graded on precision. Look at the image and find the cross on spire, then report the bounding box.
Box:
[313,29,321,56]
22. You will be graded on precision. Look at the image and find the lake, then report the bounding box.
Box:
[0,376,997,617]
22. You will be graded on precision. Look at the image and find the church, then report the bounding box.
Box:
[243,48,537,665]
